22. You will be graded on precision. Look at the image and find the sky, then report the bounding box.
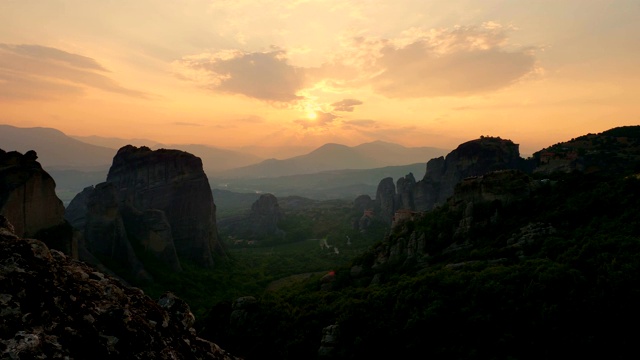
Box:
[1,0,639,156]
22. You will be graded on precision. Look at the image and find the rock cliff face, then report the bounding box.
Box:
[0,216,240,360]
[107,146,220,267]
[417,136,522,210]
[66,145,221,280]
[0,149,74,256]
[364,170,538,270]
[0,149,65,238]
[368,137,523,224]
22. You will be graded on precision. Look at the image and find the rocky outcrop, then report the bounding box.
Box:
[318,324,340,359]
[364,137,523,225]
[0,149,74,256]
[218,193,284,240]
[248,194,283,238]
[66,145,221,276]
[0,216,240,360]
[80,183,153,282]
[0,149,65,237]
[365,170,537,268]
[416,136,522,210]
[395,173,416,210]
[106,146,220,267]
[447,170,537,210]
[374,177,396,224]
[121,208,182,272]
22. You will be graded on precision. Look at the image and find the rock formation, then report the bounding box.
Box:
[77,182,154,282]
[363,169,538,270]
[0,149,74,256]
[447,170,537,210]
[366,137,523,224]
[0,216,240,359]
[247,194,283,238]
[374,177,396,224]
[66,145,222,282]
[107,145,220,267]
[217,193,284,240]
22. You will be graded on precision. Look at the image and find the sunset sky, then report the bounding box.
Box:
[1,0,639,156]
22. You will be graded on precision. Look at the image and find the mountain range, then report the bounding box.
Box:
[217,141,447,179]
[0,125,115,170]
[2,124,450,202]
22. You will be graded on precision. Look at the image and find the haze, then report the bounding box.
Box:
[1,0,639,155]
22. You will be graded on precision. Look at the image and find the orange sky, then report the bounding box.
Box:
[1,0,639,155]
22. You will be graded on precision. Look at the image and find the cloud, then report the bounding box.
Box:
[295,111,338,128]
[308,23,538,98]
[175,48,306,102]
[234,115,265,123]
[0,44,109,71]
[172,121,203,126]
[371,25,537,97]
[342,119,377,128]
[331,98,363,112]
[0,44,147,100]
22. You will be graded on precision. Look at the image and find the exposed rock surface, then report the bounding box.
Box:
[0,217,240,360]
[0,149,74,256]
[318,324,340,359]
[107,145,220,267]
[416,136,522,210]
[374,177,396,224]
[448,170,537,210]
[368,170,537,267]
[0,149,65,238]
[83,183,153,282]
[66,145,221,277]
[218,193,284,240]
[366,137,523,225]
[248,194,283,238]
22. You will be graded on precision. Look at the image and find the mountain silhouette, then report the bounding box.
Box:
[0,124,114,170]
[218,141,448,178]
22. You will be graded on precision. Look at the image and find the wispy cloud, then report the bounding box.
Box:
[0,44,147,100]
[331,98,363,112]
[310,22,538,98]
[172,121,203,126]
[373,24,537,97]
[342,119,377,128]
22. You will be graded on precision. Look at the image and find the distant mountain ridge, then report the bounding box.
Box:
[218,141,448,178]
[0,125,114,170]
[2,124,448,201]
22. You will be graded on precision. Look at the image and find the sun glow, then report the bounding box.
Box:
[307,111,318,120]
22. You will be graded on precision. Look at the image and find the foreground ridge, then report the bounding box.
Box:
[0,215,241,360]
